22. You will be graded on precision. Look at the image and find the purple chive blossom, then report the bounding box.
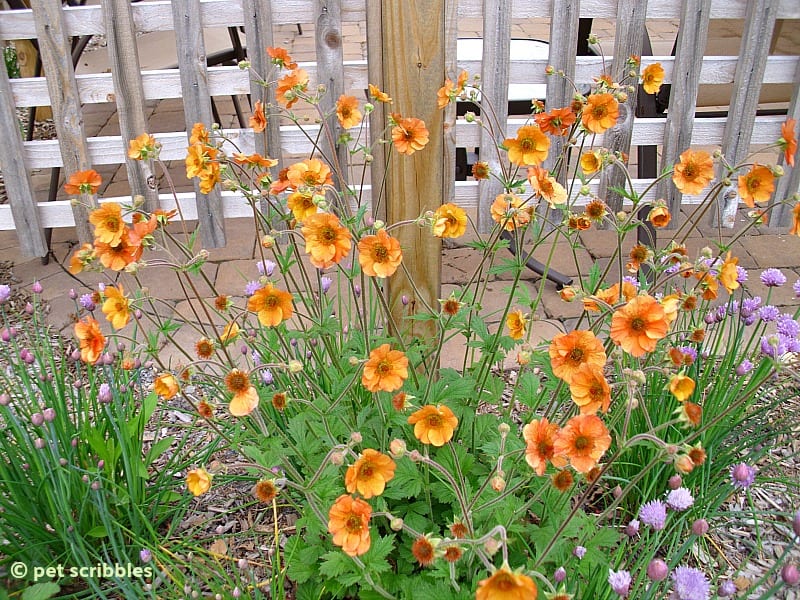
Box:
[640,499,668,530]
[786,337,800,353]
[256,259,276,277]
[671,566,710,600]
[730,463,756,489]
[760,334,787,358]
[736,266,748,283]
[622,276,640,288]
[320,276,333,294]
[736,359,754,376]
[665,263,681,276]
[0,284,11,303]
[97,383,113,404]
[783,564,800,586]
[261,369,274,385]
[666,487,695,511]
[245,280,262,295]
[717,580,737,597]
[554,567,566,583]
[32,281,43,294]
[714,306,727,323]
[140,549,152,563]
[79,293,96,311]
[624,519,640,537]
[573,545,586,559]
[760,268,786,287]
[740,297,762,318]
[776,315,800,338]
[727,300,740,315]
[794,279,800,297]
[608,569,632,597]
[758,305,780,322]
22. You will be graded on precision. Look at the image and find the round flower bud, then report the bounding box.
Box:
[554,567,566,583]
[288,359,303,373]
[34,437,46,450]
[781,564,799,586]
[43,408,56,422]
[692,519,709,536]
[59,458,68,466]
[498,423,510,435]
[792,510,800,537]
[647,558,669,581]
[389,439,407,458]
[668,475,683,489]
[390,517,404,532]
[329,451,344,466]
[491,476,506,492]
[350,431,363,444]
[483,538,501,556]
[30,412,44,426]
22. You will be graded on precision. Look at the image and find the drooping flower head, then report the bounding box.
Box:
[490,193,533,231]
[345,449,396,498]
[266,46,297,69]
[568,364,611,414]
[506,309,528,340]
[368,83,391,103]
[641,62,665,94]
[154,373,179,399]
[779,117,797,167]
[534,106,576,136]
[276,68,309,108]
[89,202,126,247]
[407,404,458,446]
[669,374,695,402]
[327,494,371,556]
[64,169,102,195]
[432,203,467,238]
[186,467,212,496]
[249,100,267,133]
[74,316,106,364]
[528,165,567,208]
[127,133,159,160]
[362,343,408,393]
[476,563,538,600]
[101,285,131,330]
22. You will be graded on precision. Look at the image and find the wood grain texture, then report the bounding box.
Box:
[29,0,94,242]
[0,54,47,256]
[365,0,387,221]
[711,0,778,228]
[655,0,712,226]
[476,0,511,234]
[102,0,159,211]
[171,0,226,248]
[769,60,800,228]
[597,0,648,214]
[382,0,446,342]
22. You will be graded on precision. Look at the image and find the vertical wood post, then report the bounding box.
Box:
[382,0,447,342]
[29,0,94,243]
[711,0,778,228]
[655,0,711,227]
[598,0,648,216]
[0,54,47,257]
[769,60,800,228]
[365,0,387,222]
[171,0,226,248]
[476,0,511,234]
[102,0,159,212]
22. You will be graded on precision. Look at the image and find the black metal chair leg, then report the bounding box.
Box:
[501,231,574,290]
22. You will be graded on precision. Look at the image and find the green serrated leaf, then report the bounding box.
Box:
[318,550,356,581]
[21,583,61,600]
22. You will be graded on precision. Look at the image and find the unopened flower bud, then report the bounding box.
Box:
[330,451,344,466]
[491,476,506,492]
[498,423,510,435]
[668,474,683,489]
[34,437,46,449]
[261,235,275,248]
[624,519,640,537]
[238,558,248,570]
[647,558,668,581]
[691,518,709,536]
[43,408,56,422]
[408,450,424,462]
[350,432,363,444]
[613,485,623,499]
[348,356,360,367]
[782,564,799,586]
[615,211,627,221]
[288,359,303,373]
[483,538,501,556]
[554,566,566,583]
[32,281,43,294]
[389,439,407,458]
[464,111,476,123]
[0,393,9,405]
[390,517,404,531]
[30,412,44,426]
[401,295,409,306]
[373,220,385,230]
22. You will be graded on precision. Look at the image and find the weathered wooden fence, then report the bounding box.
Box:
[0,0,799,266]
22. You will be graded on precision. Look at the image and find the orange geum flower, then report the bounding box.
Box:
[368,83,392,103]
[362,343,408,393]
[154,373,179,399]
[64,169,102,196]
[568,363,611,414]
[408,404,458,446]
[476,563,538,600]
[336,94,363,129]
[219,321,240,344]
[391,115,429,155]
[93,237,140,272]
[627,243,652,272]
[641,62,665,94]
[286,158,333,190]
[327,494,372,557]
[249,100,267,133]
[471,160,491,180]
[534,106,576,136]
[74,316,106,364]
[233,152,278,169]
[522,417,567,476]
[195,337,215,359]
[185,143,218,179]
[552,469,575,492]
[247,283,294,327]
[69,242,95,274]
[276,68,309,108]
[345,448,396,498]
[358,229,403,278]
[432,202,467,238]
[411,535,438,567]
[553,413,612,474]
[253,479,279,504]
[548,329,607,384]
[718,252,740,293]
[504,124,549,166]
[89,202,126,247]
[580,151,602,175]
[287,192,318,222]
[581,92,619,134]
[490,193,533,231]
[648,205,671,228]
[695,271,719,301]
[506,309,528,340]
[266,46,297,69]
[189,122,210,145]
[790,202,800,237]
[127,133,158,160]
[528,165,567,208]
[779,118,797,167]
[186,467,212,496]
[675,401,702,427]
[672,149,714,195]
[609,294,669,357]
[301,212,352,269]
[229,385,259,417]
[737,164,775,208]
[101,285,130,330]
[669,374,695,402]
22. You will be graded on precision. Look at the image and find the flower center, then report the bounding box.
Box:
[426,414,442,427]
[345,514,363,533]
[574,435,590,451]
[372,244,389,262]
[683,164,697,178]
[319,226,337,243]
[630,317,645,331]
[264,295,278,308]
[376,359,393,375]
[537,441,552,456]
[520,138,534,151]
[592,104,607,118]
[569,347,584,363]
[359,463,374,478]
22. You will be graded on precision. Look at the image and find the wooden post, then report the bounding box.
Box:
[769,59,800,228]
[365,0,387,222]
[382,0,447,342]
[0,49,47,257]
[711,0,778,228]
[598,0,648,215]
[655,0,712,227]
[29,0,94,243]
[171,0,226,248]
[476,0,511,234]
[102,0,159,212]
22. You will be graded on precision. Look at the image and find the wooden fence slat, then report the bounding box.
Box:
[442,0,458,232]
[29,0,94,243]
[769,60,800,227]
[597,0,648,215]
[365,0,387,221]
[315,0,350,196]
[655,0,712,227]
[476,0,512,234]
[711,0,778,228]
[102,0,159,212]
[171,0,226,248]
[382,0,446,342]
[0,52,47,257]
